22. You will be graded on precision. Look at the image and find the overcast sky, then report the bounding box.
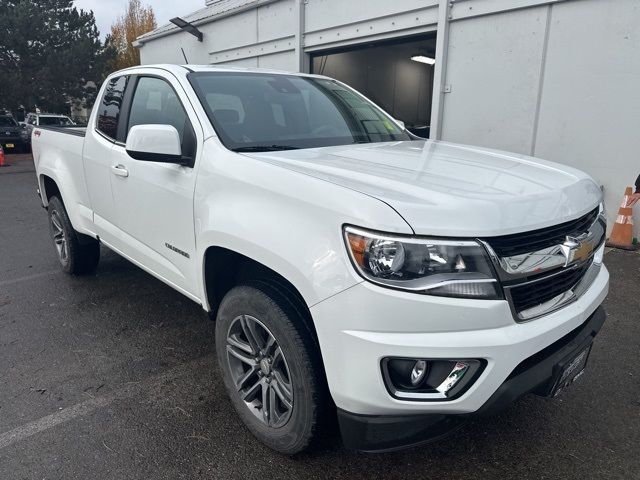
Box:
[74,0,206,39]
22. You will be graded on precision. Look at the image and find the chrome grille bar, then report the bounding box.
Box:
[480,208,605,321]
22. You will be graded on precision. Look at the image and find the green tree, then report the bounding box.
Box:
[0,0,115,114]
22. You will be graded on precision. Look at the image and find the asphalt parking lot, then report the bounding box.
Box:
[0,153,638,480]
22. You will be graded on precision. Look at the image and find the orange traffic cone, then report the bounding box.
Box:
[606,187,639,250]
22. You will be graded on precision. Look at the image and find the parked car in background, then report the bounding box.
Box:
[23,113,75,151]
[0,114,26,153]
[32,65,609,454]
[25,112,75,127]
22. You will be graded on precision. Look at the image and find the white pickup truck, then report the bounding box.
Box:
[32,64,609,454]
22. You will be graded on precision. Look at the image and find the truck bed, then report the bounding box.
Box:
[37,125,86,137]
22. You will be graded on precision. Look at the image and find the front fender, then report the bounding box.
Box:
[194,142,412,309]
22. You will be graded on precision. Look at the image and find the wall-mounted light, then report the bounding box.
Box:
[411,55,436,65]
[170,17,204,42]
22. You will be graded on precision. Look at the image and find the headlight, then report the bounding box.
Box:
[344,226,501,299]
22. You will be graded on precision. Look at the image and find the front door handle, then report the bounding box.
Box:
[111,164,129,177]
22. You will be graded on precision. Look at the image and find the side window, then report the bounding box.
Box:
[96,76,128,140]
[128,77,186,140]
[127,76,195,159]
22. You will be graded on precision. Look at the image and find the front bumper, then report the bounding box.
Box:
[336,306,606,452]
[310,264,609,449]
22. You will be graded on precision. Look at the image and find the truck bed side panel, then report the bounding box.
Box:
[32,127,95,237]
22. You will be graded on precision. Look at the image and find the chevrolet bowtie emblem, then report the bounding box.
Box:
[560,235,590,267]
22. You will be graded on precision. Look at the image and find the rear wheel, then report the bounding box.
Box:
[215,282,327,454]
[47,196,100,274]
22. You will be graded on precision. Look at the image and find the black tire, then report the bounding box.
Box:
[215,282,328,454]
[47,196,100,274]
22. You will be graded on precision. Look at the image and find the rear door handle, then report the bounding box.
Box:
[111,164,129,177]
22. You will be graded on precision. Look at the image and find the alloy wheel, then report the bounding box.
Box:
[225,315,294,428]
[50,210,68,263]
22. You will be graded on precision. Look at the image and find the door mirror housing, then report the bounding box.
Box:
[125,124,184,164]
[394,119,406,130]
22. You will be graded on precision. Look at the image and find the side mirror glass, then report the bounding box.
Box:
[125,124,184,164]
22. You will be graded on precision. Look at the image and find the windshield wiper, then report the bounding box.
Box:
[232,145,300,152]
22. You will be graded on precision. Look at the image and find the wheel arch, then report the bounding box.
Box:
[37,170,96,238]
[203,246,320,345]
[39,174,62,207]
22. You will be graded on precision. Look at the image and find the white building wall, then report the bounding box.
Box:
[441,6,548,155]
[534,0,640,231]
[207,0,298,69]
[302,0,437,52]
[440,0,640,234]
[139,29,210,64]
[138,0,438,69]
[138,0,640,235]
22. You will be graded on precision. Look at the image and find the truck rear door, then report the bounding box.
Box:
[83,75,130,236]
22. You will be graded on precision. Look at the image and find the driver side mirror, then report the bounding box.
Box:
[125,124,185,165]
[394,119,406,130]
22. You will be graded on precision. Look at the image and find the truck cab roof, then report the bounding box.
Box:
[112,63,329,80]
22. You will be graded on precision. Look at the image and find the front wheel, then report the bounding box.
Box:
[215,282,327,454]
[47,196,100,274]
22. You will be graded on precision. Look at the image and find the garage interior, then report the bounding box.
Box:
[311,34,436,138]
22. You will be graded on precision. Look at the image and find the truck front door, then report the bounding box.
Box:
[107,73,201,300]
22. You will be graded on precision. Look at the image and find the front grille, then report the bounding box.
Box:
[509,262,591,313]
[485,208,599,257]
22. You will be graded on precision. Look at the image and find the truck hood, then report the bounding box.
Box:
[242,140,602,237]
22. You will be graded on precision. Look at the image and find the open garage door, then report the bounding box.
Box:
[311,34,436,138]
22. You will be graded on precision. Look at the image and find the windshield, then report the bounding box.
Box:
[39,116,73,126]
[0,117,17,127]
[188,72,410,151]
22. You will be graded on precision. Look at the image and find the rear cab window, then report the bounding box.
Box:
[96,76,129,141]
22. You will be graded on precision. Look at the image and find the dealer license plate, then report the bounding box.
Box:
[550,345,592,397]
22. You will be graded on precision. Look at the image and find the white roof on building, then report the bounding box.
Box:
[136,0,262,44]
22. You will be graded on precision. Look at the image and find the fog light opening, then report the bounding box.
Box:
[382,357,484,401]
